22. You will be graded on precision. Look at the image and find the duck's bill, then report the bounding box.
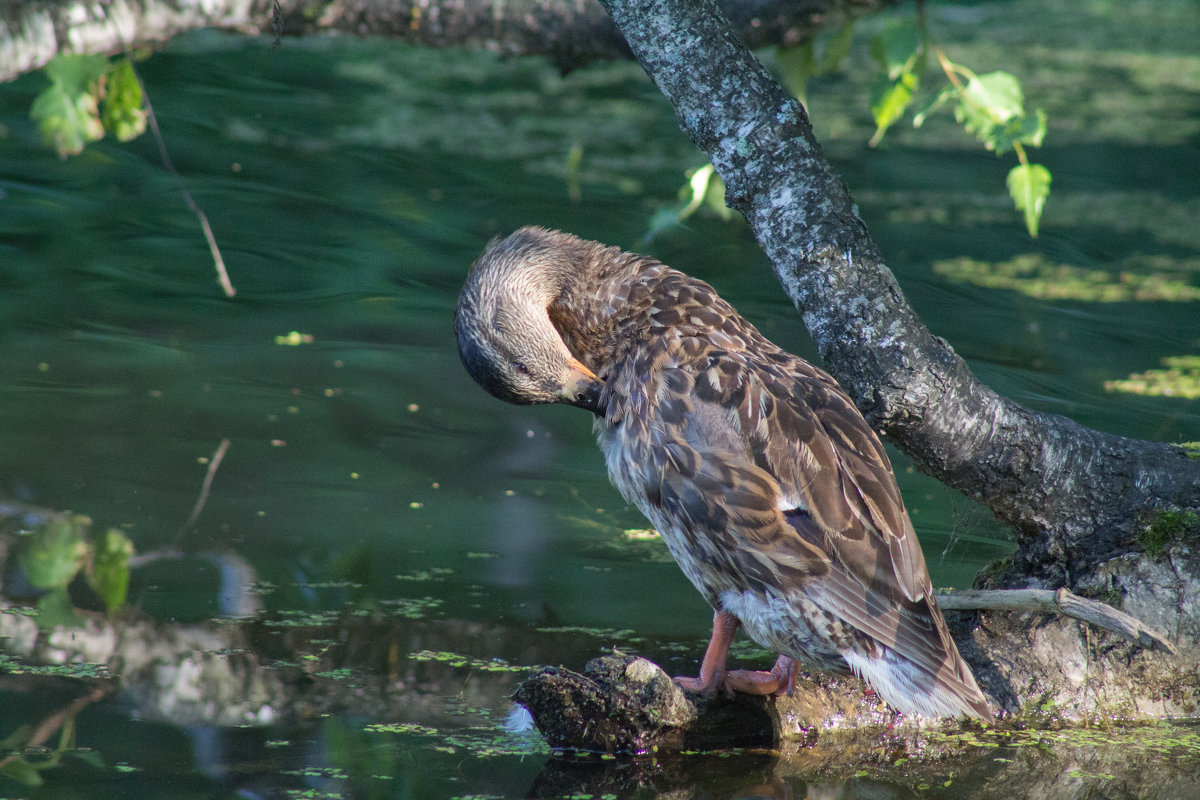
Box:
[559,358,604,413]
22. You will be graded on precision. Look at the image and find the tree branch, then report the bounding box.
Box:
[0,0,895,82]
[937,588,1176,655]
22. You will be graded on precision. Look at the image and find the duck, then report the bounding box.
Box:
[455,226,992,720]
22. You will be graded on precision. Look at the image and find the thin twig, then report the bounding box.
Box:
[0,683,114,772]
[937,587,1177,655]
[137,80,237,297]
[99,0,237,298]
[179,438,232,538]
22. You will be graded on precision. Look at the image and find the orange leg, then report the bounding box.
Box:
[674,612,799,698]
[674,610,740,697]
[726,654,798,697]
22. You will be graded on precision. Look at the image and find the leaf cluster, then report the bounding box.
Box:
[31,54,147,157]
[867,16,1052,237]
[15,514,134,628]
[666,12,1053,240]
[644,163,732,244]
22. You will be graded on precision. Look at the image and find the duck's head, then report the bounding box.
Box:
[455,227,604,413]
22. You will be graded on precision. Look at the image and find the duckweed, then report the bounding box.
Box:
[535,625,640,641]
[264,610,342,627]
[363,718,550,759]
[395,567,455,582]
[933,254,1200,302]
[379,596,442,619]
[407,649,530,673]
[922,722,1200,757]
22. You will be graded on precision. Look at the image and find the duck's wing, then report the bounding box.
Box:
[672,353,986,715]
[745,355,932,604]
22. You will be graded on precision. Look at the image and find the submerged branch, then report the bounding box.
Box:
[178,438,233,537]
[0,683,114,772]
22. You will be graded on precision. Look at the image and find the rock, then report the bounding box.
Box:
[513,653,777,752]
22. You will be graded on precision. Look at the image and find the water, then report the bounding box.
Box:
[1,0,1198,795]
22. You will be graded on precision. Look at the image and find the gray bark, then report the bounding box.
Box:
[0,0,894,82]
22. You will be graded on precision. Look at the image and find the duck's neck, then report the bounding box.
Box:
[539,236,656,373]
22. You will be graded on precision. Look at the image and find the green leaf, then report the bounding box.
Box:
[0,757,44,787]
[44,54,108,96]
[869,70,918,146]
[1018,108,1047,147]
[31,85,105,157]
[19,515,90,590]
[867,19,924,146]
[32,55,109,157]
[913,84,956,128]
[984,109,1048,156]
[954,71,1027,149]
[870,18,924,80]
[820,20,857,73]
[776,41,816,100]
[961,71,1024,123]
[645,163,729,242]
[1007,163,1052,237]
[702,171,732,221]
[684,164,717,219]
[35,587,82,630]
[90,528,134,615]
[102,58,147,142]
[55,715,76,754]
[777,20,856,102]
[0,724,35,750]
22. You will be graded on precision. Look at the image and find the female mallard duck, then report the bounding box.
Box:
[455,226,991,720]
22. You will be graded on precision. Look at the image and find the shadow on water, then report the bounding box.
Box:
[1,0,1198,795]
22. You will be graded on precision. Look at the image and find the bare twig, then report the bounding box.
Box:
[0,683,114,771]
[96,0,237,298]
[137,80,237,298]
[937,588,1177,655]
[179,438,232,537]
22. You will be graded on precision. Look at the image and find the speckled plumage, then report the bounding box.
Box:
[455,226,991,720]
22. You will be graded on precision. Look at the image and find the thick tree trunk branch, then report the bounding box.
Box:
[597,0,1200,587]
[0,0,894,82]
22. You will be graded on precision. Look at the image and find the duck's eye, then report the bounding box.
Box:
[513,361,529,375]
